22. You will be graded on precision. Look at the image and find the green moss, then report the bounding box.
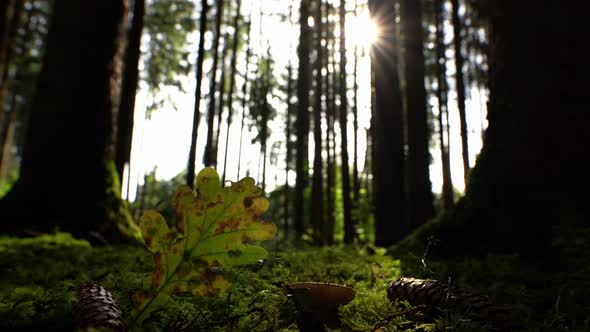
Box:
[103,161,142,244]
[2,232,588,331]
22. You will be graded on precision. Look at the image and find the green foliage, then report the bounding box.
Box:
[143,0,196,115]
[130,167,277,327]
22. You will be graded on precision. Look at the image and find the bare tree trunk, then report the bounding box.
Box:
[450,0,470,181]
[324,5,336,245]
[434,0,454,209]
[0,0,24,125]
[215,2,232,171]
[311,0,324,244]
[294,0,312,241]
[236,18,251,179]
[339,0,354,244]
[116,0,145,183]
[221,0,242,184]
[352,0,360,211]
[203,0,224,167]
[400,0,434,229]
[186,0,209,188]
[282,2,294,241]
[369,0,406,246]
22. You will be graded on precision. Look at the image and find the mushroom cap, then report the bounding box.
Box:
[284,282,356,311]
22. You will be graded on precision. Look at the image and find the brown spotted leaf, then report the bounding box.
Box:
[130,167,276,327]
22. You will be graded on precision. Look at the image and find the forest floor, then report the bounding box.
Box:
[0,232,588,331]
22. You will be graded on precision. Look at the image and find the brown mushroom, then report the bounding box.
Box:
[284,282,356,330]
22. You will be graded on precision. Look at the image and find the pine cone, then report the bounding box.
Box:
[387,277,523,331]
[74,282,126,331]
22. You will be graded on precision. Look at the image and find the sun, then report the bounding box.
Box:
[348,14,380,50]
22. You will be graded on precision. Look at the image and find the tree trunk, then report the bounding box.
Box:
[221,0,242,184]
[236,18,251,179]
[437,1,588,258]
[0,0,24,125]
[215,25,231,171]
[0,92,17,181]
[203,0,224,167]
[352,46,360,210]
[400,0,434,229]
[294,0,312,241]
[339,0,353,244]
[434,0,454,210]
[369,0,407,246]
[352,0,360,211]
[116,0,145,183]
[311,0,324,244]
[186,0,209,188]
[0,0,140,243]
[324,7,336,245]
[450,0,470,182]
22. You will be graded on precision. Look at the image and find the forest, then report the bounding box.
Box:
[0,0,588,331]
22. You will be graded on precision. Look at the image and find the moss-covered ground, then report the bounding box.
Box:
[0,232,588,331]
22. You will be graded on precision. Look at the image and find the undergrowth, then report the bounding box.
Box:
[1,232,588,331]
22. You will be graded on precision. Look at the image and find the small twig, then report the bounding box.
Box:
[371,305,427,331]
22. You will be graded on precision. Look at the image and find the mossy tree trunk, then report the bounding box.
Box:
[438,1,587,257]
[0,0,140,243]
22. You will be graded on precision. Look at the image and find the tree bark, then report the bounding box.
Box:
[116,0,145,184]
[437,1,588,257]
[203,0,224,167]
[236,18,251,179]
[339,0,354,244]
[369,0,407,246]
[0,0,24,126]
[215,24,231,171]
[0,0,140,243]
[294,0,312,241]
[311,0,324,244]
[221,0,242,184]
[400,0,435,229]
[186,0,209,188]
[450,0,470,182]
[434,0,454,210]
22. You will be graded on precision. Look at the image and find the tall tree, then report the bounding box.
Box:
[0,0,24,123]
[310,0,324,244]
[186,0,209,188]
[0,0,140,242]
[434,0,454,209]
[116,0,145,186]
[339,0,354,244]
[283,3,294,241]
[324,3,337,245]
[203,0,224,167]
[221,0,242,183]
[294,0,312,241]
[236,17,252,179]
[369,0,406,246]
[450,0,470,181]
[436,1,588,258]
[0,1,50,184]
[351,17,360,213]
[215,5,232,169]
[400,0,435,229]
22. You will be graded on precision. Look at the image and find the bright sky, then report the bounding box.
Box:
[122,0,488,201]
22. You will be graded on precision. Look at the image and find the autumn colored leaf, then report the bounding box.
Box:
[130,168,276,327]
